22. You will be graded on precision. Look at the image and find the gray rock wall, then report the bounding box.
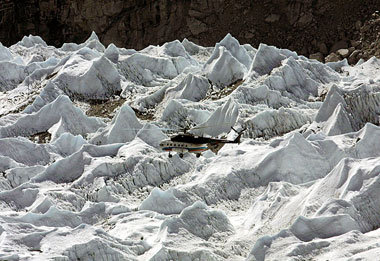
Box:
[1,0,379,57]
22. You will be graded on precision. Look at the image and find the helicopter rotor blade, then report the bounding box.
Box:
[189,122,236,130]
[121,128,178,131]
[122,123,240,134]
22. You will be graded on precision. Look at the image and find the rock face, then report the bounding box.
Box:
[1,0,380,57]
[360,11,380,59]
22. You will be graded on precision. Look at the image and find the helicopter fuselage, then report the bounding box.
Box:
[159,139,208,158]
[159,127,245,158]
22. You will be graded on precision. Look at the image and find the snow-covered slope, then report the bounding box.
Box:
[1,32,380,260]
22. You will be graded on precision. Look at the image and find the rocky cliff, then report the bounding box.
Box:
[1,0,380,58]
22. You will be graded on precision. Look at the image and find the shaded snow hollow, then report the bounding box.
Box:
[0,32,380,260]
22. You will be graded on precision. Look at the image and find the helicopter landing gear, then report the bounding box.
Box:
[168,153,172,158]
[196,153,201,158]
[179,153,184,158]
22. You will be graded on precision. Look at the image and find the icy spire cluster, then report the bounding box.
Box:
[0,32,380,260]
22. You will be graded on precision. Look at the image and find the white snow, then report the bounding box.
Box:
[204,46,246,88]
[190,98,239,137]
[89,103,142,145]
[53,53,122,100]
[139,187,186,215]
[0,43,13,62]
[1,32,380,260]
[164,73,210,102]
[0,95,105,138]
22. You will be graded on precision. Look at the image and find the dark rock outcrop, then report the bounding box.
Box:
[360,11,380,59]
[1,0,380,57]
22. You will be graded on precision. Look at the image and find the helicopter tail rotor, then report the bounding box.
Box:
[232,127,247,144]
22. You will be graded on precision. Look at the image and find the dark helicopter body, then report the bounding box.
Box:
[159,128,245,158]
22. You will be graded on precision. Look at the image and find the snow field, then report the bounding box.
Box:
[0,32,380,260]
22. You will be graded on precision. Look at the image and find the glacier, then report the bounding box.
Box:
[0,32,380,260]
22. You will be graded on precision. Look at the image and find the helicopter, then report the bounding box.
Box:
[159,126,246,158]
